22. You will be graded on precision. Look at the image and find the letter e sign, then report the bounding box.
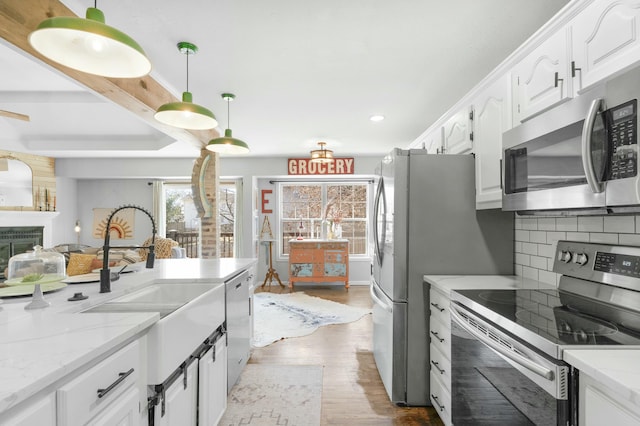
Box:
[261,189,273,213]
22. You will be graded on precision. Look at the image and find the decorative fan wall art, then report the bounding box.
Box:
[92,208,135,239]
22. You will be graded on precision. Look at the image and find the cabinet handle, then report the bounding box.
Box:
[235,282,242,289]
[430,302,445,312]
[97,368,134,399]
[571,61,582,78]
[430,331,445,343]
[431,394,446,412]
[554,72,564,88]
[431,360,445,374]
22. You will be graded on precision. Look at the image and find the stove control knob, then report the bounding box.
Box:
[574,253,588,266]
[559,250,572,263]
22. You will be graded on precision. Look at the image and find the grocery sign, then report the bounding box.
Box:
[287,158,354,175]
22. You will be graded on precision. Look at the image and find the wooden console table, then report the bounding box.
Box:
[288,239,349,290]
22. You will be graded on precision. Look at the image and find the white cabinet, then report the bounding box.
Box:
[472,74,512,209]
[198,338,228,426]
[154,361,199,426]
[580,372,640,425]
[442,106,473,154]
[428,286,453,426]
[57,340,141,426]
[416,128,444,154]
[571,0,640,93]
[512,28,571,123]
[1,393,56,426]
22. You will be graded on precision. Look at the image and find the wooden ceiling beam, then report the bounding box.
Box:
[0,0,219,149]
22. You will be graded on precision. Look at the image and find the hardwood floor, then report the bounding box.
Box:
[250,284,445,426]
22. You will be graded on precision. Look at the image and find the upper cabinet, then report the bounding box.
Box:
[442,106,474,154]
[571,0,640,93]
[415,127,444,154]
[512,28,572,123]
[472,75,512,209]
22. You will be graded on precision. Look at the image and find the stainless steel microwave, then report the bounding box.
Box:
[502,68,640,215]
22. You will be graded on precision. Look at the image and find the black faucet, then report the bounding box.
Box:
[100,205,157,293]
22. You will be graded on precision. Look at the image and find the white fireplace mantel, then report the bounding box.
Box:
[0,211,60,247]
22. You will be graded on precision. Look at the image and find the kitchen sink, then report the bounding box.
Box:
[82,281,226,383]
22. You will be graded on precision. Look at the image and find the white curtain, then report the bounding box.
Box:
[152,181,166,237]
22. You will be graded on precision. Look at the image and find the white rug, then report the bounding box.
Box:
[219,364,323,426]
[252,292,371,347]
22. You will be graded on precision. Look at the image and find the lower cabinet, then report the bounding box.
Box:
[580,372,640,426]
[1,393,56,426]
[153,362,199,426]
[428,285,453,426]
[198,339,228,426]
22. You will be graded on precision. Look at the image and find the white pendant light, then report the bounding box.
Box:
[310,142,334,163]
[28,4,151,78]
[206,93,250,154]
[155,42,218,130]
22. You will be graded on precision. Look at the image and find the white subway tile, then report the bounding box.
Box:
[636,216,640,233]
[556,217,578,232]
[522,218,538,230]
[547,257,556,270]
[578,216,603,232]
[538,218,556,231]
[538,270,559,287]
[522,266,539,281]
[566,232,589,242]
[530,255,547,270]
[530,231,546,243]
[514,241,523,253]
[546,231,567,244]
[589,233,619,244]
[515,216,524,230]
[604,215,635,233]
[522,242,537,255]
[538,244,555,259]
[514,264,523,276]
[619,234,640,247]
[515,229,530,242]
[515,253,530,266]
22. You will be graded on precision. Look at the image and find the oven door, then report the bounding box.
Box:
[450,305,572,426]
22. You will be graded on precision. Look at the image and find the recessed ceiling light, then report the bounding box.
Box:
[370,115,385,122]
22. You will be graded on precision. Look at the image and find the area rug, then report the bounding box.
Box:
[252,291,371,347]
[219,364,323,426]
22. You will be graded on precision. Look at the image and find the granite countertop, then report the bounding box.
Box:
[0,257,257,415]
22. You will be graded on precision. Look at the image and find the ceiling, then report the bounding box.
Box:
[0,0,570,160]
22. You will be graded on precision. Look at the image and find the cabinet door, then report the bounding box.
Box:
[1,393,56,426]
[571,0,640,92]
[89,387,139,426]
[512,28,570,123]
[198,341,228,426]
[417,128,444,154]
[442,106,473,154]
[580,374,640,425]
[155,362,198,426]
[472,75,511,209]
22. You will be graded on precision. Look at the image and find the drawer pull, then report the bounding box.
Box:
[430,302,445,312]
[97,368,134,399]
[431,394,445,411]
[431,360,445,374]
[430,331,445,343]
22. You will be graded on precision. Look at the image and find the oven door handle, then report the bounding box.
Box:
[450,307,555,381]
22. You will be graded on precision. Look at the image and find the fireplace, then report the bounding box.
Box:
[0,227,44,281]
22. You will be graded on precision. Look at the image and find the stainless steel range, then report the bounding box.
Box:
[450,240,640,425]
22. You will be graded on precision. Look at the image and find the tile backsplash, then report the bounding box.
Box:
[515,214,640,286]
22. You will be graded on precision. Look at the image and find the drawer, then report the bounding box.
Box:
[429,316,451,361]
[429,371,452,426]
[290,250,316,262]
[429,289,450,321]
[324,250,347,263]
[57,340,140,426]
[429,343,452,390]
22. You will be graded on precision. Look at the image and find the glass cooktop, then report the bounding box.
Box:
[453,287,640,348]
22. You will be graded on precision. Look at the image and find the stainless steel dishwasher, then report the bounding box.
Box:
[225,270,250,392]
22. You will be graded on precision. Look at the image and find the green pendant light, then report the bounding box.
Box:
[28,2,151,78]
[154,42,218,130]
[206,93,250,154]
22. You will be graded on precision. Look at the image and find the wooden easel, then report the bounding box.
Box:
[261,240,284,289]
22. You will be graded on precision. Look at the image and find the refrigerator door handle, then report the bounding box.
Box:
[370,281,393,314]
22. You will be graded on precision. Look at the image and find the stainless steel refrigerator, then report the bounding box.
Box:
[370,149,513,406]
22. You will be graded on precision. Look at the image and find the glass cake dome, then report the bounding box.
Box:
[7,245,66,284]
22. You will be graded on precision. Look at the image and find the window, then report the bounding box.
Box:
[279,182,368,256]
[164,182,201,258]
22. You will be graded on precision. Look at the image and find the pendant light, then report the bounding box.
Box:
[28,2,151,78]
[310,142,334,164]
[206,93,250,154]
[154,42,218,130]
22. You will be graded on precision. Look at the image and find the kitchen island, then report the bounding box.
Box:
[0,257,257,425]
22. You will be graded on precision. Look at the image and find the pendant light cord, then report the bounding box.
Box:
[185,51,190,93]
[227,98,230,129]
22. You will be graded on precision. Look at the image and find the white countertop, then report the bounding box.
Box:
[0,257,257,415]
[423,274,557,295]
[564,349,640,408]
